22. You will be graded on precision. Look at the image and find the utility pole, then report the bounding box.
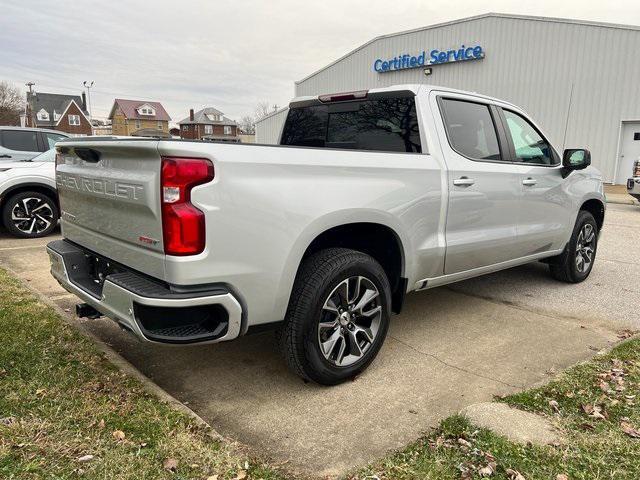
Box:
[24,82,35,127]
[83,81,94,120]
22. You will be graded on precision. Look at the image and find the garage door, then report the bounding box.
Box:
[617,122,640,184]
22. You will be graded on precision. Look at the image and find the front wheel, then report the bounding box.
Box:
[278,248,391,385]
[1,191,59,238]
[549,210,598,283]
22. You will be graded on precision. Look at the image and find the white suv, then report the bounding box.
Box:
[0,149,58,237]
[0,127,69,162]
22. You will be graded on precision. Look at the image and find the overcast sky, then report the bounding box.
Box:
[2,0,640,125]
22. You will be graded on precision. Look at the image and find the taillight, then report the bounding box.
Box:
[161,156,214,256]
[634,160,640,177]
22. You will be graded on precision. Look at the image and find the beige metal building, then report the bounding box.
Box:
[256,13,640,184]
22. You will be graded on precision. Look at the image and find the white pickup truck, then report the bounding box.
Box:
[48,84,605,385]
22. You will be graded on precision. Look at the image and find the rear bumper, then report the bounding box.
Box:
[46,239,243,345]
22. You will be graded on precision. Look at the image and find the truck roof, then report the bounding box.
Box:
[289,84,518,110]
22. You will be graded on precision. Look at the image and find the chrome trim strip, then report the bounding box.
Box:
[414,249,564,291]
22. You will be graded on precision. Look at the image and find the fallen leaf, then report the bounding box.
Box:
[112,430,126,441]
[97,419,105,429]
[77,454,94,462]
[478,464,494,477]
[233,470,247,480]
[549,400,560,413]
[457,438,472,448]
[506,468,526,480]
[163,457,178,471]
[556,475,569,480]
[207,476,219,480]
[621,421,640,438]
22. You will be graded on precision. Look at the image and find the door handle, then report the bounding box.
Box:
[453,176,475,186]
[522,177,537,186]
[0,155,11,159]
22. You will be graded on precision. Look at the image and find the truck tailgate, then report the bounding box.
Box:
[56,139,166,280]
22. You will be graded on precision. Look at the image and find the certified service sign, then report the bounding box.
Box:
[374,45,484,73]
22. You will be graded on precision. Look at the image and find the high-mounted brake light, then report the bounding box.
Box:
[318,90,368,103]
[161,156,214,256]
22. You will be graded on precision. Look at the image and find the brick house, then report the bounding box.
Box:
[108,99,171,136]
[25,92,92,136]
[178,107,239,142]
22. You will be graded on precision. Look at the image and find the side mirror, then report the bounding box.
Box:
[563,149,591,170]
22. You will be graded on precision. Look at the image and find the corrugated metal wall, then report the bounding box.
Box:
[255,108,288,144]
[257,15,640,182]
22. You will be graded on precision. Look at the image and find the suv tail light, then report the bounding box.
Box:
[161,156,214,256]
[634,160,640,177]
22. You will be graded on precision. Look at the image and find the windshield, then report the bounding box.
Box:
[27,149,56,163]
[281,96,422,153]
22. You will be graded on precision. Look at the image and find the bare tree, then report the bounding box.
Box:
[254,101,273,120]
[239,115,255,134]
[0,81,24,126]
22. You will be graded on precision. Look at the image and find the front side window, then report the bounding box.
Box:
[68,114,80,126]
[440,98,501,161]
[503,110,555,165]
[281,96,421,153]
[135,120,141,129]
[44,132,67,149]
[224,126,232,135]
[1,130,38,151]
[204,125,213,134]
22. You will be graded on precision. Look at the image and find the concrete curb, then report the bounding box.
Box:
[1,262,324,480]
[2,263,223,438]
[605,196,639,206]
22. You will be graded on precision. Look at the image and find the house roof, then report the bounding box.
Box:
[178,107,237,126]
[109,98,171,121]
[27,92,89,127]
[296,12,640,84]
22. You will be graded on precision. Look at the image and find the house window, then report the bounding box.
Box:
[68,114,80,126]
[182,125,188,131]
[224,126,232,135]
[135,120,141,129]
[36,109,49,121]
[206,113,219,121]
[138,106,156,116]
[53,111,60,121]
[158,122,163,130]
[204,125,213,135]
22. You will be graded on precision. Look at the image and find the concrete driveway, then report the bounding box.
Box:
[1,203,638,478]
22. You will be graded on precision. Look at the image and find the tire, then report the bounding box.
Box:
[278,248,391,385]
[1,191,59,238]
[549,210,598,283]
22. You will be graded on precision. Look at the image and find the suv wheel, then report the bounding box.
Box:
[549,210,598,283]
[2,191,59,238]
[278,248,391,385]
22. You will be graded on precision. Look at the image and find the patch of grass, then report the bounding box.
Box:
[0,268,285,480]
[357,339,640,479]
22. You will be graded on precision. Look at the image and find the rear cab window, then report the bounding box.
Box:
[281,94,422,153]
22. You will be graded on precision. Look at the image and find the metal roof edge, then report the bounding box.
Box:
[294,12,640,85]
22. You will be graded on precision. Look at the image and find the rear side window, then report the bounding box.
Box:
[440,98,501,161]
[1,130,38,152]
[281,97,421,153]
[43,132,67,149]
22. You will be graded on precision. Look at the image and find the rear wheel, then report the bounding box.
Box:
[549,210,598,283]
[1,191,59,238]
[278,248,391,385]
